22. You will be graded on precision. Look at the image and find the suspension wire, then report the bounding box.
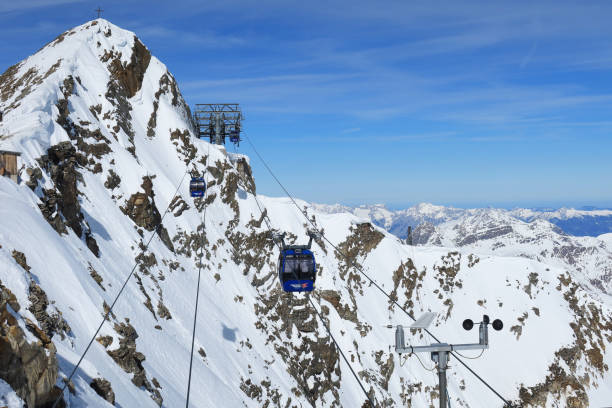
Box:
[52,166,192,408]
[247,182,376,407]
[412,352,436,372]
[243,134,510,406]
[453,349,485,359]
[186,142,212,407]
[307,295,376,408]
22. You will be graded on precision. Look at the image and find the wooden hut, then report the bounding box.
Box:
[0,150,21,183]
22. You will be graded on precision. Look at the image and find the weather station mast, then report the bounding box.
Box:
[193,104,243,146]
[390,313,504,408]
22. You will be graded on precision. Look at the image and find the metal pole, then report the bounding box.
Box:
[435,351,449,408]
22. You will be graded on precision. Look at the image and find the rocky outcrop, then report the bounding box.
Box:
[11,250,31,274]
[107,37,151,98]
[235,157,256,195]
[515,273,612,407]
[37,142,86,236]
[254,292,341,406]
[104,169,121,190]
[28,282,72,341]
[10,251,72,341]
[169,128,196,163]
[0,280,64,408]
[90,377,115,405]
[107,321,162,406]
[0,59,62,113]
[36,142,101,257]
[121,176,174,252]
[412,222,442,245]
[389,258,424,312]
[56,76,112,164]
[457,225,513,246]
[335,222,384,294]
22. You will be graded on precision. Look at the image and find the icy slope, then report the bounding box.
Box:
[0,19,611,408]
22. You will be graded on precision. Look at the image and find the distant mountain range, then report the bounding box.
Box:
[311,202,612,238]
[312,202,612,295]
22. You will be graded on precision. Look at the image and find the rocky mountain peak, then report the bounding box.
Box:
[1,18,612,408]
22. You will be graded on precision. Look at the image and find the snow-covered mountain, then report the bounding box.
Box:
[312,203,612,239]
[314,203,612,296]
[1,19,612,408]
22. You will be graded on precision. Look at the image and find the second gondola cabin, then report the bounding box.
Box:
[278,247,316,292]
[190,177,206,197]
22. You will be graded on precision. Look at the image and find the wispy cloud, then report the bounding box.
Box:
[137,26,246,48]
[283,131,458,144]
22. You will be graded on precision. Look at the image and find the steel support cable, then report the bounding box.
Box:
[248,184,376,407]
[52,167,192,408]
[243,134,511,406]
[308,295,377,408]
[186,142,211,407]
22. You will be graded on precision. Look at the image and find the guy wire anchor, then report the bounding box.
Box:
[391,313,503,408]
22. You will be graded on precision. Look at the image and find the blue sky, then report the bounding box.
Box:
[2,0,612,208]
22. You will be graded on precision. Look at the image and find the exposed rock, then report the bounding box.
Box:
[121,176,174,252]
[37,142,86,235]
[108,321,162,406]
[517,273,612,407]
[169,195,189,217]
[0,59,61,112]
[107,37,151,98]
[389,258,424,312]
[86,232,100,257]
[28,281,71,340]
[335,222,384,295]
[319,290,359,326]
[102,48,136,154]
[434,252,462,294]
[412,222,442,246]
[0,280,64,408]
[253,291,341,405]
[90,377,115,405]
[11,250,31,273]
[457,225,513,246]
[156,301,172,320]
[88,264,105,290]
[104,169,121,190]
[147,100,159,138]
[170,128,196,163]
[467,254,480,267]
[25,167,43,191]
[235,158,256,195]
[96,335,113,348]
[56,76,112,162]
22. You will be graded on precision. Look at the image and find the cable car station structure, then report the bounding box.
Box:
[193,103,243,146]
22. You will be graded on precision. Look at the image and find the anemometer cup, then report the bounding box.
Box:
[462,319,474,331]
[492,319,504,331]
[463,316,503,331]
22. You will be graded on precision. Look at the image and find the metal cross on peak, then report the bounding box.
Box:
[95,7,104,18]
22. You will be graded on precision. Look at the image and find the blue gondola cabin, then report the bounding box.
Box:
[190,177,206,197]
[278,248,316,292]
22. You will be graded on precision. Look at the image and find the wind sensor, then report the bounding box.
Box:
[391,313,503,408]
